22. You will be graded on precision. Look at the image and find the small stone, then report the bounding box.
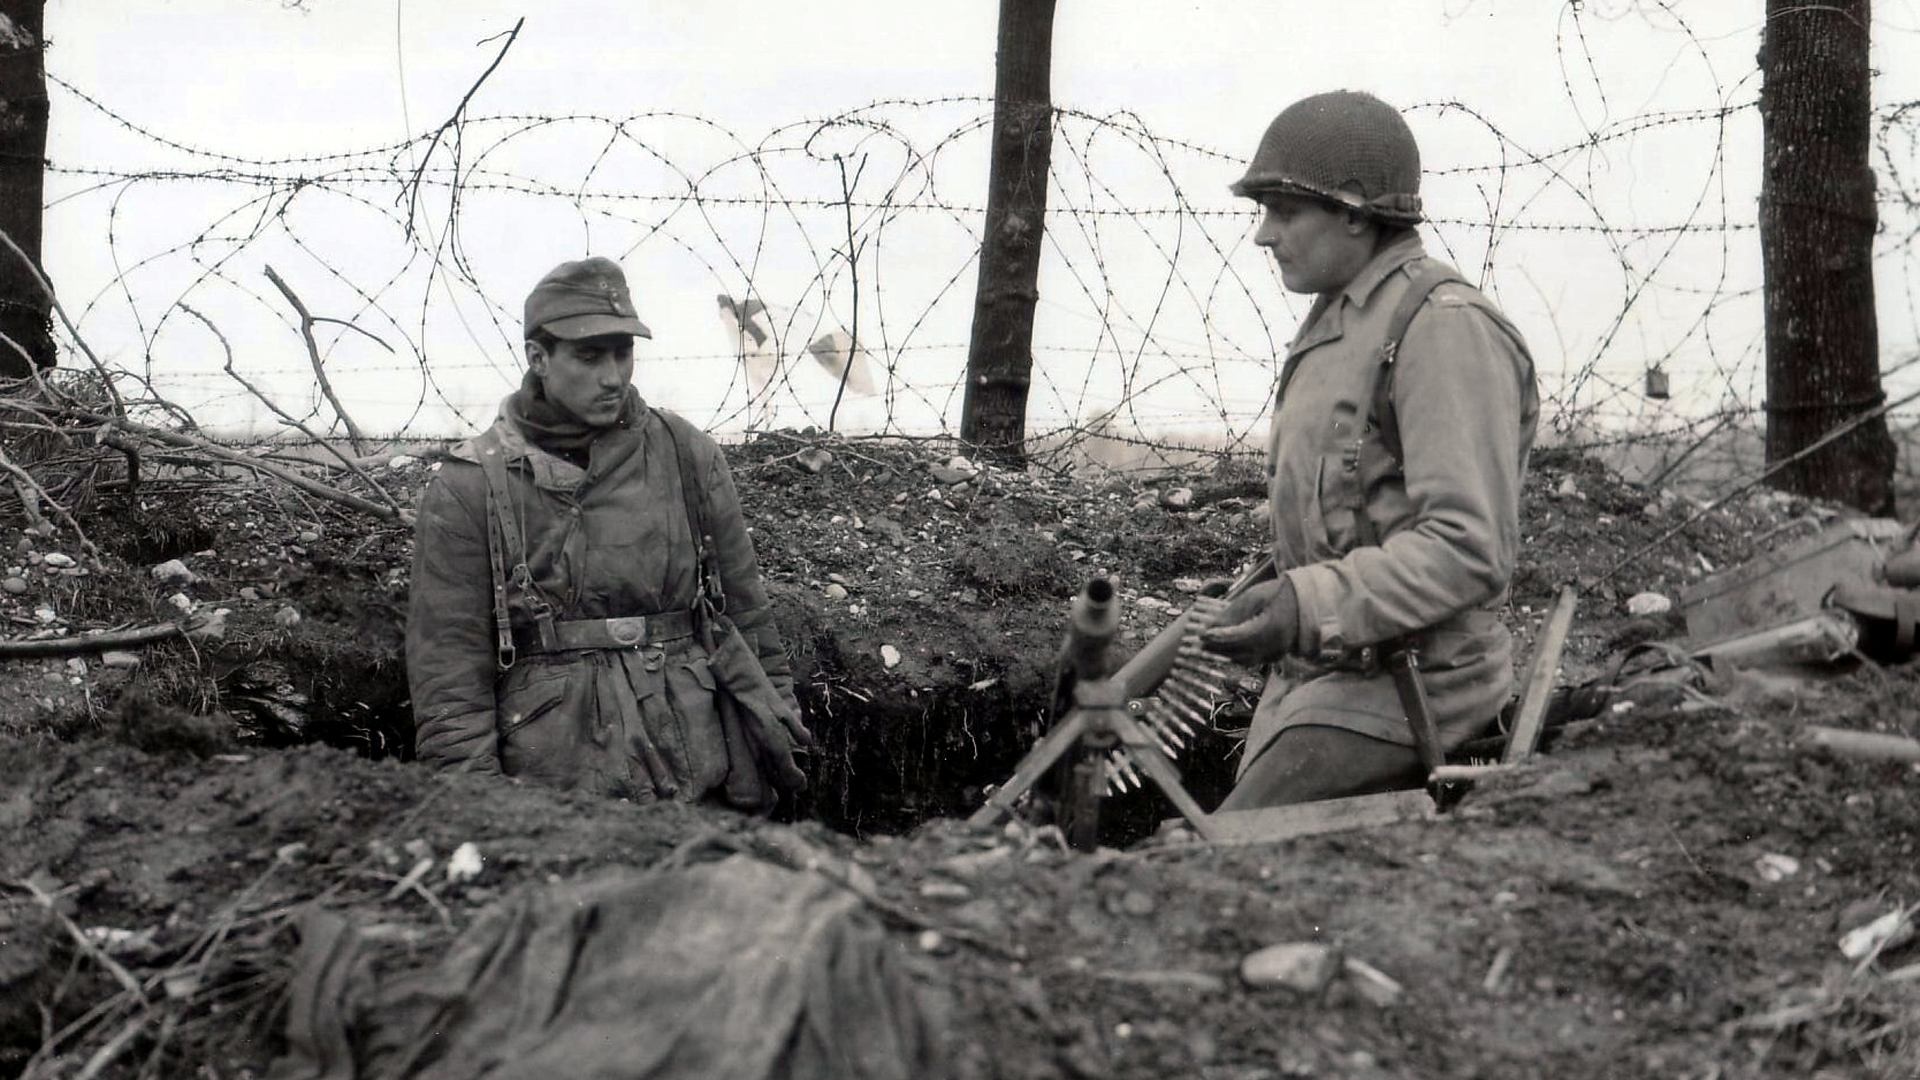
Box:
[1555,476,1582,499]
[823,583,848,600]
[150,559,195,585]
[274,606,302,629]
[12,536,31,554]
[239,587,261,602]
[169,593,195,614]
[2,577,25,594]
[41,553,74,569]
[298,531,321,544]
[1625,591,1672,616]
[929,455,980,485]
[1119,890,1157,917]
[1159,486,1193,509]
[445,842,485,884]
[796,448,833,474]
[101,651,141,670]
[917,929,953,955]
[827,573,849,585]
[1241,943,1339,992]
[66,657,87,676]
[388,455,417,469]
[919,880,973,902]
[880,644,902,669]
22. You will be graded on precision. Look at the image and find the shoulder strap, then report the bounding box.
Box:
[653,409,724,612]
[1369,262,1467,472]
[473,428,535,670]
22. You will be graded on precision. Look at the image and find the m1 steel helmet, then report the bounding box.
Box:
[1230,90,1424,225]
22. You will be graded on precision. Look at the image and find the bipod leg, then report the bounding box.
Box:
[967,712,1089,828]
[1111,712,1222,843]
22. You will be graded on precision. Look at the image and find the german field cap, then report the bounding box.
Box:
[524,257,652,340]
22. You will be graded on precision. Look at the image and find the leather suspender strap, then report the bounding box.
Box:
[654,409,725,613]
[473,433,521,671]
[1351,262,1466,549]
[474,430,558,669]
[1345,263,1469,798]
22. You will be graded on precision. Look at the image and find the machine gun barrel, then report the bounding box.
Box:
[1061,576,1121,682]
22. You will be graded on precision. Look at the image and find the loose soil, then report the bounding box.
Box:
[2,431,1918,1079]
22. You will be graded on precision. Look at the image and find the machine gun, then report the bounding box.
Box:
[968,575,1226,848]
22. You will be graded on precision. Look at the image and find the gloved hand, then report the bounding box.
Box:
[1197,577,1235,599]
[1200,577,1299,665]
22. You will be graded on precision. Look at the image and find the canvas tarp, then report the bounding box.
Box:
[268,849,947,1080]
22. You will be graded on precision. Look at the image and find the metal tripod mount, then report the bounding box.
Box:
[967,576,1221,848]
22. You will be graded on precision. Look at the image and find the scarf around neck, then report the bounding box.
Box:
[505,370,642,463]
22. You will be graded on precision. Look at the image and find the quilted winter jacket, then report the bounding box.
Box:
[1254,233,1540,749]
[406,399,796,803]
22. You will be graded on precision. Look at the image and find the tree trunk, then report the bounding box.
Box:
[1758,0,1892,514]
[0,0,49,377]
[959,0,1055,463]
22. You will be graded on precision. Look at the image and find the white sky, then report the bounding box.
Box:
[39,0,1920,443]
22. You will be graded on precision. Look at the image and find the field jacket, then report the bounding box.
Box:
[1258,233,1540,748]
[406,398,796,802]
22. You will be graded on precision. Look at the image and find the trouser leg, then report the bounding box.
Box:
[1215,724,1426,812]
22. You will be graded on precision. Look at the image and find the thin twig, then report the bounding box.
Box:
[16,879,149,1006]
[403,18,524,238]
[0,621,193,658]
[829,153,868,432]
[261,268,371,455]
[0,441,100,566]
[0,228,127,419]
[52,406,412,524]
[182,303,405,517]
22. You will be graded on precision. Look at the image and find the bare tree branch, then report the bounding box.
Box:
[184,302,405,518]
[262,266,371,454]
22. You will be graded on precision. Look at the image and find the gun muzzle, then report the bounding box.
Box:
[1063,576,1121,680]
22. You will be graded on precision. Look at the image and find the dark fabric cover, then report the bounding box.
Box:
[269,853,945,1080]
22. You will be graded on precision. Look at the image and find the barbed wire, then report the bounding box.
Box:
[27,3,1920,505]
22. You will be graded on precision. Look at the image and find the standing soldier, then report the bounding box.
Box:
[1202,91,1540,809]
[406,256,811,811]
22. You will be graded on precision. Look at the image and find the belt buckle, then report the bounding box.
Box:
[606,616,647,647]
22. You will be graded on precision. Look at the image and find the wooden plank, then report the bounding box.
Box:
[1194,789,1437,846]
[1504,586,1579,764]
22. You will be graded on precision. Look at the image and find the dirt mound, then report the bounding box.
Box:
[2,434,1918,1078]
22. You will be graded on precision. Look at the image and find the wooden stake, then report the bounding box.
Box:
[1505,586,1578,763]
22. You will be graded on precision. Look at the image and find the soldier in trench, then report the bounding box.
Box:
[405,256,811,810]
[1199,90,1541,809]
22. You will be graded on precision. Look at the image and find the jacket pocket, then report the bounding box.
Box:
[497,661,582,784]
[1313,452,1360,554]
